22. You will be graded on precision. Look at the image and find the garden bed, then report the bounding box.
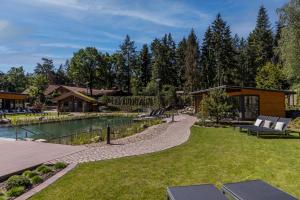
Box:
[0,162,67,200]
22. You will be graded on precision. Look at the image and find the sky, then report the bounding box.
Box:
[0,0,288,73]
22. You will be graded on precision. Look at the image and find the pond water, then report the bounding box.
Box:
[0,116,133,140]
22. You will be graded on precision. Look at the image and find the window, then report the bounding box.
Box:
[229,95,259,120]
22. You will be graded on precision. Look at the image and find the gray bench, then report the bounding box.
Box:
[167,184,227,200]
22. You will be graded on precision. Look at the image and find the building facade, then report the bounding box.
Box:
[0,92,28,111]
[191,86,296,120]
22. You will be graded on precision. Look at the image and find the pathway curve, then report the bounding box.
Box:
[52,114,197,163]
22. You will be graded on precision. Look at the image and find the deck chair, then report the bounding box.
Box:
[167,184,228,200]
[221,180,298,200]
[248,117,291,137]
[235,115,269,132]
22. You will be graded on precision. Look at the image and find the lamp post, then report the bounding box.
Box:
[156,78,161,108]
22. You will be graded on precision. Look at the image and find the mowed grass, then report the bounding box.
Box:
[31,127,300,200]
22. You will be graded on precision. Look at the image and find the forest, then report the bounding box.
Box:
[1,1,300,102]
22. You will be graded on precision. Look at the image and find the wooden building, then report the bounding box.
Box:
[54,91,98,112]
[191,86,296,120]
[0,92,28,111]
[23,84,126,112]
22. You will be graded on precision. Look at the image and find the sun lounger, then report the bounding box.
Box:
[248,117,291,137]
[235,115,269,131]
[167,184,228,200]
[236,116,279,133]
[221,180,298,200]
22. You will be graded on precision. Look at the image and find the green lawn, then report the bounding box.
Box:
[31,127,300,200]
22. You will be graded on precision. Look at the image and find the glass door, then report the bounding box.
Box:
[244,95,259,120]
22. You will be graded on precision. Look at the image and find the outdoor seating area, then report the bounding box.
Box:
[135,108,167,120]
[235,115,293,137]
[0,108,43,116]
[167,180,298,200]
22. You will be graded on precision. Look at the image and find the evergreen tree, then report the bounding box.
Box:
[35,58,56,84]
[176,37,187,90]
[161,33,178,86]
[149,34,178,90]
[184,29,201,92]
[211,14,237,86]
[247,6,274,86]
[119,35,136,94]
[55,60,70,85]
[234,36,248,87]
[139,44,151,87]
[200,26,216,89]
[273,22,283,65]
[113,52,127,91]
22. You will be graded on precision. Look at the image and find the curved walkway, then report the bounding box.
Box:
[53,114,197,163]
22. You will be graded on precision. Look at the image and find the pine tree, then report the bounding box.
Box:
[176,38,187,90]
[35,58,56,84]
[247,6,274,86]
[184,29,201,92]
[120,35,136,94]
[211,14,237,86]
[161,33,178,86]
[273,22,283,65]
[150,38,162,84]
[150,34,178,89]
[200,26,216,89]
[113,52,127,91]
[234,36,248,87]
[139,44,151,87]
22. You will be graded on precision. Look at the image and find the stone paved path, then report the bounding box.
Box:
[52,114,197,163]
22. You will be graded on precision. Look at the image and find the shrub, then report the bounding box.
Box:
[36,165,52,174]
[30,175,43,185]
[23,170,38,178]
[200,89,232,124]
[54,162,67,170]
[6,175,31,190]
[6,186,25,197]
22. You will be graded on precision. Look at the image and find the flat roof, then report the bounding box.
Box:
[0,91,28,96]
[190,85,296,95]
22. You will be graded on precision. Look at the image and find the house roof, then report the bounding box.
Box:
[23,84,122,97]
[190,85,296,95]
[53,91,98,103]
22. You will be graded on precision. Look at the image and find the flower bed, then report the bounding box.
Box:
[0,162,67,200]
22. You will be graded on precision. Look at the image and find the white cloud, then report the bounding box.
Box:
[40,42,82,49]
[20,0,211,28]
[0,46,17,54]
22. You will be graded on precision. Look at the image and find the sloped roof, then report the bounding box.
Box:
[44,84,120,96]
[53,91,98,103]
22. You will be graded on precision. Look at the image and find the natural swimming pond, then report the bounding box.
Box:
[0,116,133,141]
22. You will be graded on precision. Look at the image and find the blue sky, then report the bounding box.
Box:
[0,0,287,73]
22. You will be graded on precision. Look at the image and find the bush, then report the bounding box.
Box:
[54,162,67,170]
[30,175,43,185]
[36,165,52,174]
[6,186,25,197]
[23,170,38,178]
[6,175,31,190]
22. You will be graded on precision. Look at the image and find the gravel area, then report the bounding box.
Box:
[51,114,197,163]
